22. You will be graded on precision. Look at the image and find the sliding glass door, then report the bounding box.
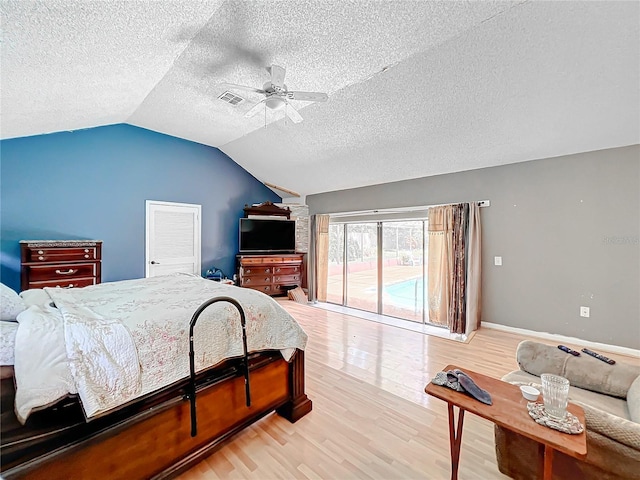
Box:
[381,221,424,322]
[326,223,344,304]
[345,223,378,313]
[326,219,433,325]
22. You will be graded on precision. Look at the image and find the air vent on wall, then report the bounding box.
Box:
[218,91,244,106]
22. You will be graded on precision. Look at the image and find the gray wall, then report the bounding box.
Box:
[307,145,640,349]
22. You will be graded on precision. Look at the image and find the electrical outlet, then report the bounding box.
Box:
[580,306,590,318]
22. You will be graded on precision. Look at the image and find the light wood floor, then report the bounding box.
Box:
[178,300,638,480]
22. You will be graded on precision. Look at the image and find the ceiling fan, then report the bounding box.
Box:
[224,65,328,123]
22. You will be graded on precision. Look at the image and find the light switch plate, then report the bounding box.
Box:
[494,256,502,266]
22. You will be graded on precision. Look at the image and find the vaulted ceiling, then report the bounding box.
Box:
[1,1,638,197]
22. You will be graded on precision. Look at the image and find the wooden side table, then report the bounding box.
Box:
[425,365,586,480]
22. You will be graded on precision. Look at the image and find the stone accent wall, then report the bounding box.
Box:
[278,203,309,253]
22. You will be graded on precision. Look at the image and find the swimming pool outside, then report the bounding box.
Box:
[326,264,425,321]
[383,277,423,310]
[365,277,424,310]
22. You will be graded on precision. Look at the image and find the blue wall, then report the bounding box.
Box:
[0,124,280,291]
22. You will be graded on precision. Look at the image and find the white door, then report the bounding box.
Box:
[146,200,201,278]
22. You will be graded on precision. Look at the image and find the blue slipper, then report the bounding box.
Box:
[452,369,493,405]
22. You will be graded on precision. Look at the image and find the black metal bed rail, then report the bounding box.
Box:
[187,296,251,437]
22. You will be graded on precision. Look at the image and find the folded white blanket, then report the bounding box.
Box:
[46,287,141,420]
[14,304,76,423]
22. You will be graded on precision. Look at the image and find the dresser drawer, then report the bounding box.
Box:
[241,256,289,265]
[240,275,273,287]
[27,263,98,282]
[241,266,274,276]
[28,277,97,289]
[273,274,300,284]
[240,257,265,265]
[26,247,98,263]
[272,265,300,275]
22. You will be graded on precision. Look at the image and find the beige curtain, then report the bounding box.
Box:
[465,203,482,334]
[427,203,482,334]
[314,214,330,302]
[427,205,454,326]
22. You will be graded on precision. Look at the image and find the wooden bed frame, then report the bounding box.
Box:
[0,349,311,479]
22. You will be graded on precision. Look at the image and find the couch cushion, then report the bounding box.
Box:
[503,370,631,421]
[516,340,640,399]
[628,375,640,423]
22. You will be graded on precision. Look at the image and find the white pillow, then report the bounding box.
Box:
[1,283,26,321]
[20,288,54,308]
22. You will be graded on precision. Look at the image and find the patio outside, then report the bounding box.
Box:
[326,259,426,322]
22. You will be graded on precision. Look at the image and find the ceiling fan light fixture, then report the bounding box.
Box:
[265,96,286,110]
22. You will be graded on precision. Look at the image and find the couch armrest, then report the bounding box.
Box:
[628,375,640,423]
[576,402,640,450]
[516,341,640,399]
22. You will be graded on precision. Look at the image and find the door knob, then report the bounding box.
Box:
[150,261,160,264]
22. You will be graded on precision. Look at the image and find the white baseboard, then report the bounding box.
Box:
[482,322,640,358]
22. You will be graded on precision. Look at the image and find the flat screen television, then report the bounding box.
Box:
[239,218,296,253]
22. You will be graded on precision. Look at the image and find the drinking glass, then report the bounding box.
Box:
[541,373,570,420]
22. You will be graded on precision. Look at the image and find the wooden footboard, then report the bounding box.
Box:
[1,350,311,480]
[277,349,313,422]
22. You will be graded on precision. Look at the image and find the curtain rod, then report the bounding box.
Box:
[327,200,489,218]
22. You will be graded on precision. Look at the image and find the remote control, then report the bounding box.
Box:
[581,348,616,365]
[558,345,581,356]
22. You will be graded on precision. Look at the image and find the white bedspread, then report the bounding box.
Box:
[0,321,18,365]
[13,273,307,422]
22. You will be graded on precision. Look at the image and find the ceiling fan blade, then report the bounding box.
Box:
[286,91,328,102]
[284,102,303,124]
[270,64,286,89]
[222,83,266,95]
[244,100,266,118]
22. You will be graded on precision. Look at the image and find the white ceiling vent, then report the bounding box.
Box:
[218,91,244,106]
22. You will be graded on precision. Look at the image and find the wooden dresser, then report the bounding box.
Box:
[237,254,303,296]
[20,240,102,291]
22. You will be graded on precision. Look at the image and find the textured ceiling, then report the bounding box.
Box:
[1,1,638,197]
